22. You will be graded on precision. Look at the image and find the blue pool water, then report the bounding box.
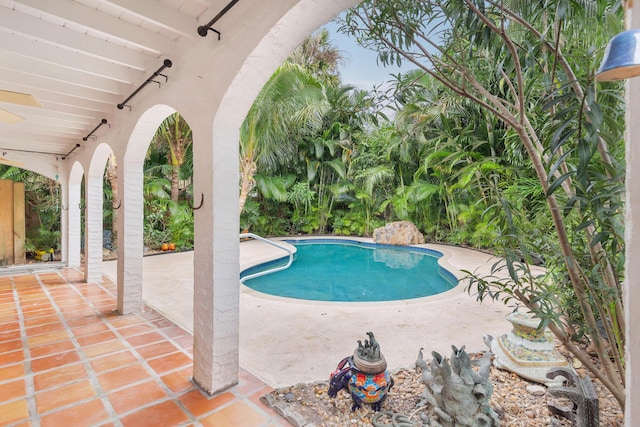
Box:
[241,239,458,302]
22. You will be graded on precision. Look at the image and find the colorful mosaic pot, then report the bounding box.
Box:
[348,369,392,404]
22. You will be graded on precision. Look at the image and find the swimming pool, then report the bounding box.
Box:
[241,239,458,302]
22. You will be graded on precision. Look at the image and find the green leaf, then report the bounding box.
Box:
[546,172,575,197]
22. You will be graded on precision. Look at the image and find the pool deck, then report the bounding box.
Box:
[103,237,515,388]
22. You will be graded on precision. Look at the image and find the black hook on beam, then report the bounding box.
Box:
[62,144,81,160]
[112,199,122,209]
[83,119,109,141]
[117,59,173,110]
[197,0,240,40]
[188,193,204,210]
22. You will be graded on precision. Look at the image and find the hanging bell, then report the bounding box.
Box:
[596,29,640,81]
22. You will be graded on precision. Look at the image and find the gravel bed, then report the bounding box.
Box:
[262,354,624,427]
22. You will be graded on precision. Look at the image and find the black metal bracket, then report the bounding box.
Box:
[197,0,240,40]
[117,59,173,110]
[188,193,204,210]
[83,119,109,141]
[112,199,122,209]
[62,144,81,160]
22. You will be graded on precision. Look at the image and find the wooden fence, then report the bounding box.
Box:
[0,179,26,266]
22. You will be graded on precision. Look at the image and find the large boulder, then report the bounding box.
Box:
[372,221,425,246]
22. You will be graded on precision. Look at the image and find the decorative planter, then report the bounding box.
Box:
[327,332,394,412]
[491,312,573,386]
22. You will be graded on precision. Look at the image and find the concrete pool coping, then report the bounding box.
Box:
[103,236,516,388]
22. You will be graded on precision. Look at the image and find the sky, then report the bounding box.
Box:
[321,19,415,91]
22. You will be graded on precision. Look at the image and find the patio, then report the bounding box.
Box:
[0,268,287,427]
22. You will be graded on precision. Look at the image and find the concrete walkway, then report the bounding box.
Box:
[103,237,515,388]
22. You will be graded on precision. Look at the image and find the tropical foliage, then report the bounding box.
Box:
[139,113,194,250]
[336,0,626,408]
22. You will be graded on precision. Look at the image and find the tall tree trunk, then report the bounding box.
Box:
[106,153,118,248]
[239,156,257,215]
[170,165,180,202]
[168,141,185,203]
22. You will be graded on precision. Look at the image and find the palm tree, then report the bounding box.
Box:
[295,84,379,233]
[288,28,344,86]
[239,62,328,215]
[152,113,192,202]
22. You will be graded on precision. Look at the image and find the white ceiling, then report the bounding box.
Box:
[0,0,228,160]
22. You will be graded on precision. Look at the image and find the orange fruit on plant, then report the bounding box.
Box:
[168,243,176,250]
[161,243,169,251]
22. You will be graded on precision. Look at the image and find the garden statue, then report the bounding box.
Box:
[328,332,394,412]
[415,345,500,426]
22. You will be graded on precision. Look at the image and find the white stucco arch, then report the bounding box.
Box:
[116,104,178,314]
[123,104,178,164]
[189,0,362,395]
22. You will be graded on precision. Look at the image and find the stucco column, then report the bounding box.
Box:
[625,4,639,423]
[83,173,103,283]
[67,174,82,267]
[116,158,144,314]
[192,120,240,395]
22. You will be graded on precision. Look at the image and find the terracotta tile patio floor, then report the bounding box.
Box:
[0,268,289,427]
